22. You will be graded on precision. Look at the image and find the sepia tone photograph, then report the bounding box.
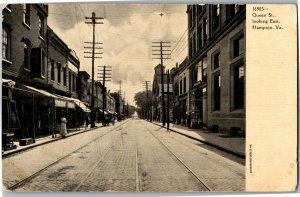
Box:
[2,2,249,192]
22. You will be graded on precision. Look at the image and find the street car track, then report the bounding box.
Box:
[72,121,141,192]
[7,120,130,191]
[140,120,212,191]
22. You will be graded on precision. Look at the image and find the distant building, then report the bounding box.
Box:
[152,64,173,122]
[170,58,189,126]
[78,71,90,104]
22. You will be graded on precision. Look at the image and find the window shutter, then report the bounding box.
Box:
[31,48,42,78]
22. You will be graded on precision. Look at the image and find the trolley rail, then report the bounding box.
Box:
[7,120,129,191]
[141,121,212,191]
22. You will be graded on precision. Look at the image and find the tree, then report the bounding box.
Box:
[134,91,154,118]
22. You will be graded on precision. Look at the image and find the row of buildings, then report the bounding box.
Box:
[152,4,245,136]
[2,4,124,141]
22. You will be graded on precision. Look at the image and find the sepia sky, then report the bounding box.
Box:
[48,3,188,106]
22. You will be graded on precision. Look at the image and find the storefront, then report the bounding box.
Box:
[189,87,207,128]
[2,79,90,142]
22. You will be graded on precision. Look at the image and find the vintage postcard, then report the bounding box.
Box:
[1,2,297,193]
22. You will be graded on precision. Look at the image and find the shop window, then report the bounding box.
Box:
[23,4,30,26]
[213,74,221,111]
[233,64,245,109]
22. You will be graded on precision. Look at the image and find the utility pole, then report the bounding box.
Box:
[98,65,112,121]
[123,91,126,119]
[84,12,103,128]
[152,41,171,126]
[143,80,151,121]
[127,101,129,118]
[167,69,170,128]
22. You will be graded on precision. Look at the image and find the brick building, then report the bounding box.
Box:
[2,4,88,141]
[186,4,245,136]
[152,64,173,122]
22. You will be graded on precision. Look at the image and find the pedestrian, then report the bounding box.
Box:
[85,114,90,127]
[111,115,115,125]
[21,113,29,138]
[60,113,67,138]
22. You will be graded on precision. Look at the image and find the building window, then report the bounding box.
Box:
[57,63,61,84]
[69,71,72,90]
[197,61,202,82]
[213,4,220,31]
[198,24,202,50]
[63,67,67,86]
[193,34,196,56]
[50,60,55,81]
[41,50,46,77]
[233,64,245,109]
[213,52,220,69]
[73,74,76,91]
[183,77,187,93]
[203,18,208,44]
[232,34,244,59]
[180,80,183,95]
[213,74,221,111]
[202,56,207,82]
[38,15,44,38]
[23,4,30,26]
[2,28,11,61]
[234,4,239,13]
[24,44,30,70]
[226,5,235,20]
[189,38,192,58]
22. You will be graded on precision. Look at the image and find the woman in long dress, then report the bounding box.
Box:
[60,115,67,138]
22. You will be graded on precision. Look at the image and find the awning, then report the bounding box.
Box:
[24,85,75,108]
[24,85,59,98]
[67,97,91,113]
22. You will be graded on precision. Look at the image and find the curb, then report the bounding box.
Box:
[150,121,245,159]
[2,126,100,159]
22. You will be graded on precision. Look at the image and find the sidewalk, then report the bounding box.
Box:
[2,122,104,158]
[151,121,245,157]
